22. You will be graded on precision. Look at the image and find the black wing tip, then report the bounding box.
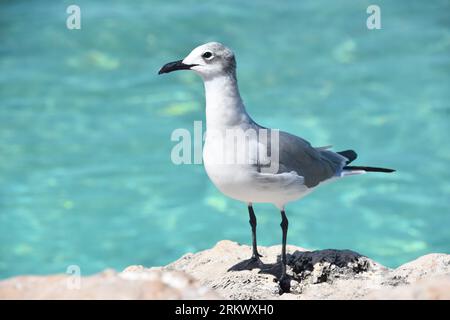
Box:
[344,166,396,173]
[375,168,396,173]
[338,150,358,164]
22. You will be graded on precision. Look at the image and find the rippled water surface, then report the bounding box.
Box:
[1,0,449,278]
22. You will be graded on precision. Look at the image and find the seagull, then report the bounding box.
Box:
[158,42,394,293]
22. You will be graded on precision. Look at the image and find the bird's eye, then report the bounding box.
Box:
[202,51,213,59]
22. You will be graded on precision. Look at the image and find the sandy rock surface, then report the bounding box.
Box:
[1,240,449,300]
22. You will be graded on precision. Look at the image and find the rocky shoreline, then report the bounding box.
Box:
[1,240,449,299]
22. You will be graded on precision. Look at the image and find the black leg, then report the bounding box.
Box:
[279,209,290,293]
[248,205,262,259]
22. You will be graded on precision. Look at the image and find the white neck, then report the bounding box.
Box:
[203,72,251,130]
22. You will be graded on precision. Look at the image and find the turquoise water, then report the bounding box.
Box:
[1,0,449,279]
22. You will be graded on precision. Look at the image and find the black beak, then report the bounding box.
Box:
[158,60,198,75]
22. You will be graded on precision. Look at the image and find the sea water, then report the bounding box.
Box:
[0,0,449,278]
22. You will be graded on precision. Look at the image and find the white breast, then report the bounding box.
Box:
[203,136,311,209]
[201,72,314,209]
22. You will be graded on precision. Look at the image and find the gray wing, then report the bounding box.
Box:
[274,131,347,188]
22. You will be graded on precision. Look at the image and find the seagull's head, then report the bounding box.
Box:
[158,42,236,79]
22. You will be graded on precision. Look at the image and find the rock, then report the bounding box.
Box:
[166,240,293,299]
[368,276,450,300]
[387,253,450,284]
[165,240,450,300]
[0,268,219,300]
[0,240,448,299]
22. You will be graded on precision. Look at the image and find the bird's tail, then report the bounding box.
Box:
[337,150,357,164]
[336,149,395,175]
[343,165,395,173]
